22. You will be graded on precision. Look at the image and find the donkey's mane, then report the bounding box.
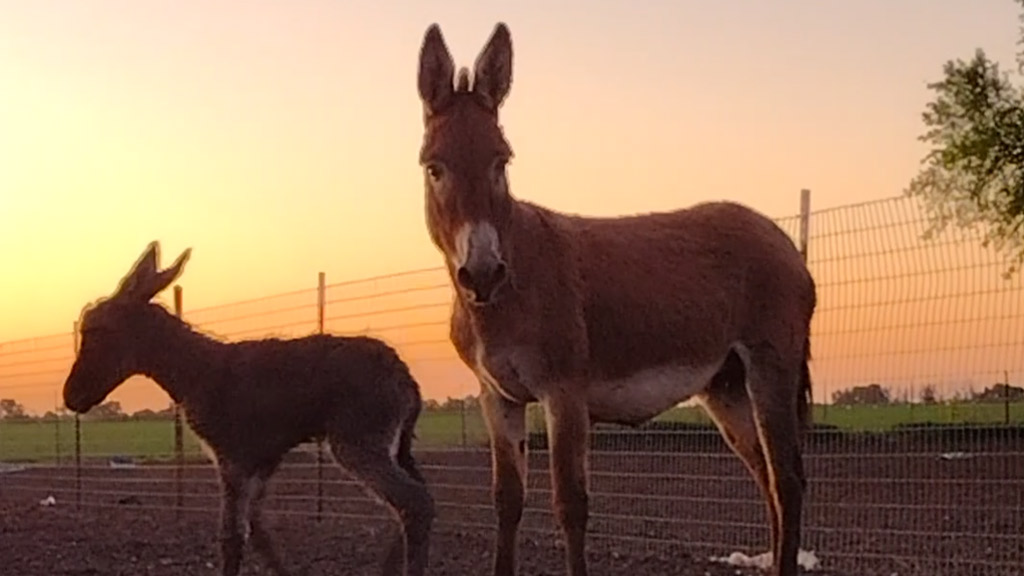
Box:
[455,66,471,92]
[145,302,224,343]
[143,302,298,350]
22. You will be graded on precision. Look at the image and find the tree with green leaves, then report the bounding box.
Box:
[85,400,125,421]
[0,398,27,419]
[906,0,1024,276]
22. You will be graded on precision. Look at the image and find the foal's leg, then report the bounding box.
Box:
[741,344,807,576]
[247,467,293,576]
[699,391,780,558]
[217,466,253,576]
[479,389,528,576]
[329,439,435,576]
[541,392,591,576]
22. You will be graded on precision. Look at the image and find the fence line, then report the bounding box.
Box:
[2,192,1023,576]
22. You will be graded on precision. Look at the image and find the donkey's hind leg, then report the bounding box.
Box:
[739,343,807,576]
[700,360,778,557]
[247,466,293,576]
[329,439,435,576]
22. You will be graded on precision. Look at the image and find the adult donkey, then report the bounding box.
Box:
[415,22,817,576]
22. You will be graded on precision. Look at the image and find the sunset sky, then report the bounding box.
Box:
[1,1,1023,411]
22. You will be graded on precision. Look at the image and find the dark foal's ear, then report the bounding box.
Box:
[146,248,191,300]
[418,23,456,118]
[116,242,192,302]
[116,241,160,300]
[472,22,513,112]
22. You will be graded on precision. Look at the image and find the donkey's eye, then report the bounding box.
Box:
[491,158,509,184]
[492,157,509,176]
[426,164,445,182]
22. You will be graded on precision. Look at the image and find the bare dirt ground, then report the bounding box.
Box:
[0,497,784,576]
[1,443,1020,576]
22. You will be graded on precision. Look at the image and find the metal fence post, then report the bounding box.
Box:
[74,414,81,509]
[460,399,467,448]
[1004,370,1011,425]
[173,285,185,519]
[72,320,81,509]
[316,272,326,522]
[53,392,61,466]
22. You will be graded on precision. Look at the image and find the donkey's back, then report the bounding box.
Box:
[193,334,423,461]
[547,200,815,380]
[229,334,417,398]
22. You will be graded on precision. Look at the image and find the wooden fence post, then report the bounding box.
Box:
[799,189,820,423]
[799,188,811,264]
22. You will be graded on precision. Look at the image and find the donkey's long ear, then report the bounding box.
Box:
[418,24,456,118]
[115,241,160,300]
[144,248,191,301]
[472,23,513,112]
[116,243,191,302]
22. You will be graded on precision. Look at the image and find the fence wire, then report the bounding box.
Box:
[1,194,1022,576]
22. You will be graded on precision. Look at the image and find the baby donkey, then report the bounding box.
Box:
[62,241,435,576]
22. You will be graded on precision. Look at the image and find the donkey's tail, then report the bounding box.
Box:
[798,335,814,432]
[397,390,428,486]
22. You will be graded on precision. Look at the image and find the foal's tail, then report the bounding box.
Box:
[798,335,814,433]
[397,388,428,486]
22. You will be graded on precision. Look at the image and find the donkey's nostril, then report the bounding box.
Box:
[492,261,508,284]
[456,260,509,304]
[456,266,474,290]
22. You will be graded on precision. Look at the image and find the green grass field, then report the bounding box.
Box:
[0,402,1021,463]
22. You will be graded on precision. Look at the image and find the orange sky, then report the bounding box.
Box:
[2,1,1023,413]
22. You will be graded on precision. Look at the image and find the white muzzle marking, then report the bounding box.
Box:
[451,221,501,269]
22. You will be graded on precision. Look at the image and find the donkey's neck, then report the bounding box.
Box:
[139,306,226,404]
[506,200,560,286]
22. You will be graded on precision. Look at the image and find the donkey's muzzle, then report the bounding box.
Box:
[62,369,99,414]
[62,387,89,414]
[456,260,508,305]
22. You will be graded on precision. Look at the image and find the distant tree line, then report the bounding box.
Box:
[831,382,1024,406]
[422,395,480,411]
[419,384,1024,411]
[0,395,486,421]
[1,382,1021,423]
[0,399,176,422]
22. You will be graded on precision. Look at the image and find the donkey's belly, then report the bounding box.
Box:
[585,362,722,426]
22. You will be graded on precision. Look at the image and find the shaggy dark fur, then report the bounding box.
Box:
[63,242,435,576]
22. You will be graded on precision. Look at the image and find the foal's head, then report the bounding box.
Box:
[417,23,516,306]
[63,241,191,413]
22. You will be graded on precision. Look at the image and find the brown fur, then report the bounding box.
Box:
[62,242,435,576]
[416,23,816,576]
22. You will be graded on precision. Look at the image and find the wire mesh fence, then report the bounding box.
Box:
[1,193,1022,576]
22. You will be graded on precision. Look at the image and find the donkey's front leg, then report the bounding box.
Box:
[217,467,251,576]
[541,392,591,576]
[479,388,528,576]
